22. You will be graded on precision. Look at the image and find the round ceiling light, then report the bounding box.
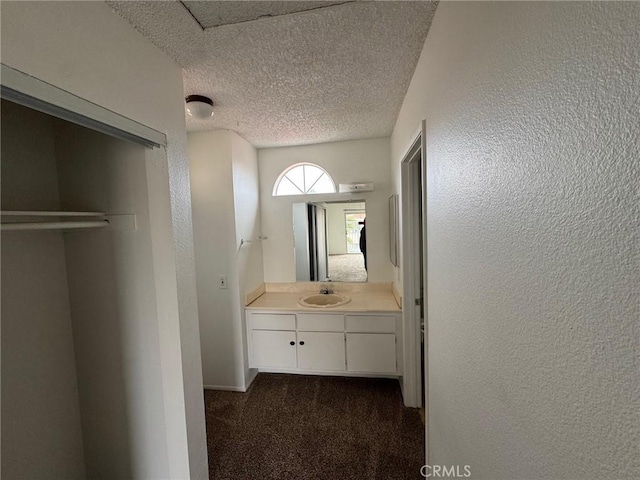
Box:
[185,95,214,119]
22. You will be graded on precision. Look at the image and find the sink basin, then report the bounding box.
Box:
[298,293,351,308]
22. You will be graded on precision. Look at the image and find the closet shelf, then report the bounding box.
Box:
[2,221,109,231]
[1,210,106,217]
[1,212,136,232]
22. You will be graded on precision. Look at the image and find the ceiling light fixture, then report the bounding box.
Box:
[185,95,214,119]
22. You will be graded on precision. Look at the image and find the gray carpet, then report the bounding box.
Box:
[205,374,425,479]
[328,254,367,282]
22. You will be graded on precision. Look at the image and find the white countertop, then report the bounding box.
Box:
[246,283,401,312]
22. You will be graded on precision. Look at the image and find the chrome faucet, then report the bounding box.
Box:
[319,286,334,295]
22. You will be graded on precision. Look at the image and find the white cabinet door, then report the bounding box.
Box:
[346,333,396,373]
[250,330,297,369]
[297,332,346,371]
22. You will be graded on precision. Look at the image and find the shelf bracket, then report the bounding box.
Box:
[105,214,136,232]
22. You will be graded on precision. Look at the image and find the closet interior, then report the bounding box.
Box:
[1,98,164,479]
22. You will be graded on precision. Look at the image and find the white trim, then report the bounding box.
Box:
[203,384,247,392]
[254,368,400,379]
[399,123,425,167]
[272,162,337,196]
[1,220,108,231]
[400,120,427,413]
[1,210,105,217]
[1,63,166,147]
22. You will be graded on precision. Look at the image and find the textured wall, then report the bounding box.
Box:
[391,2,639,478]
[231,132,266,302]
[188,130,264,390]
[189,131,241,388]
[230,132,266,387]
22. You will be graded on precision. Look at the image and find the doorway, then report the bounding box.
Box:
[326,208,367,282]
[345,210,365,253]
[400,120,428,461]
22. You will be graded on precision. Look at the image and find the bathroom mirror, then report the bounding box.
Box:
[293,200,366,282]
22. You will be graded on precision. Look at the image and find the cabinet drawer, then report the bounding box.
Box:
[345,315,396,333]
[248,313,296,330]
[297,313,344,332]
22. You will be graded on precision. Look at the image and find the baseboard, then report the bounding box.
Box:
[203,384,247,392]
[255,368,400,380]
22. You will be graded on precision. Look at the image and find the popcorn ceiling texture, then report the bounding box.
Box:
[107,0,437,147]
[391,2,639,478]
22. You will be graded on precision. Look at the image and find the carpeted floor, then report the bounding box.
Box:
[328,254,367,282]
[204,374,424,480]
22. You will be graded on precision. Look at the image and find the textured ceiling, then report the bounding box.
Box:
[107,1,438,147]
[182,1,351,29]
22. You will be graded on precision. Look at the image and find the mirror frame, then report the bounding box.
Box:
[389,194,399,267]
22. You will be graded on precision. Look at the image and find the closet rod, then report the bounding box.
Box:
[1,221,109,231]
[1,210,105,217]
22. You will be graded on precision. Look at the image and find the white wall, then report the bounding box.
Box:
[391,2,640,478]
[231,133,265,301]
[230,132,265,385]
[55,119,170,478]
[259,138,392,282]
[189,130,264,390]
[1,2,207,478]
[1,102,86,480]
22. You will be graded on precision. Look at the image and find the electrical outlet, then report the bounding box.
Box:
[218,275,228,289]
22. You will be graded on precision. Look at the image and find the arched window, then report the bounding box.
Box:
[272,162,336,196]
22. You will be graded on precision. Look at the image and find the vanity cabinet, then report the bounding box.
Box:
[346,334,396,373]
[297,332,345,371]
[247,311,400,377]
[248,313,296,368]
[250,330,298,369]
[344,314,397,373]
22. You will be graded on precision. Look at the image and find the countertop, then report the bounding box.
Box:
[245,283,401,312]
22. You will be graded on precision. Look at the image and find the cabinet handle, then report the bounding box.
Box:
[299,341,305,346]
[289,341,295,346]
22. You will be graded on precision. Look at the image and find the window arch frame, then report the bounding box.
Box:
[272,162,337,197]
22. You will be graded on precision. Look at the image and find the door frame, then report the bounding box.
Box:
[400,120,428,456]
[0,63,195,476]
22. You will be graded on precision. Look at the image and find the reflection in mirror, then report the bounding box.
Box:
[293,201,366,282]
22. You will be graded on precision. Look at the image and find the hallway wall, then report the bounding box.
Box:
[391,2,640,478]
[189,130,264,391]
